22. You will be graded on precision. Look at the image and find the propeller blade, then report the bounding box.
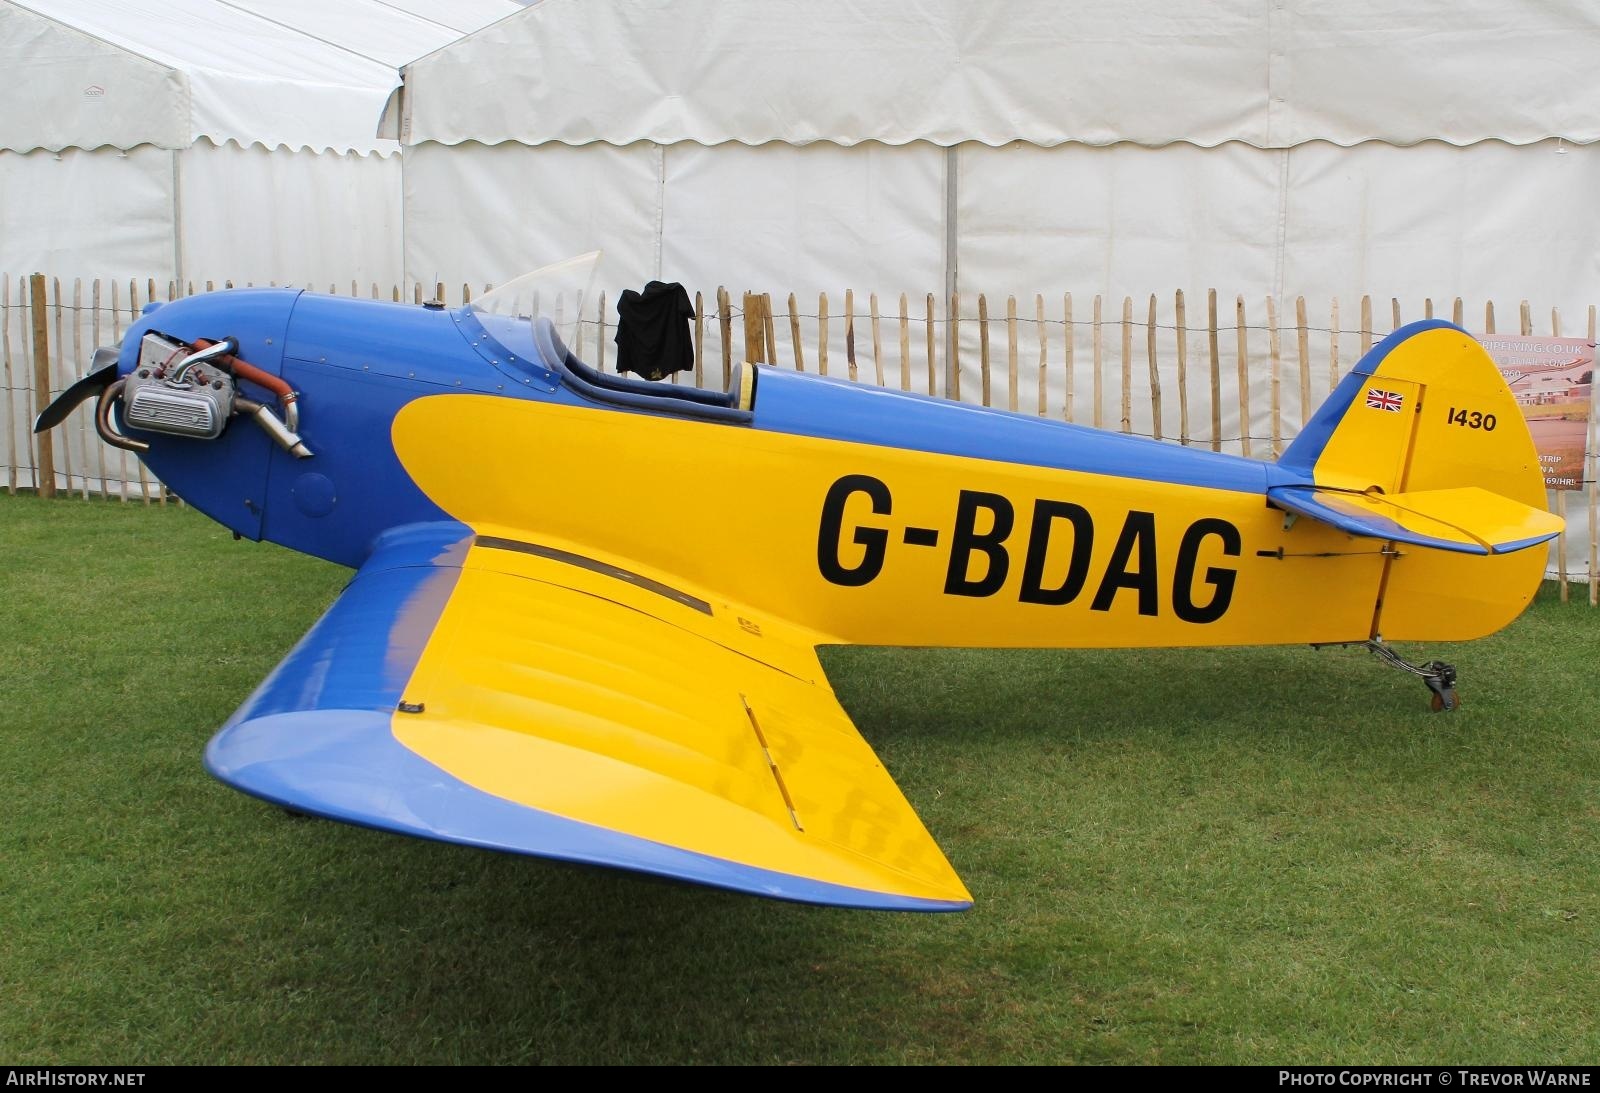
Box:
[34,351,119,434]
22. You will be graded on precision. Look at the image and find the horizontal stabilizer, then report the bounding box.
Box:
[1267,485,1563,556]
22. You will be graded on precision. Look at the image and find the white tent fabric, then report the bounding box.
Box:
[405,138,1600,328]
[397,0,1599,581]
[0,0,517,284]
[402,140,948,301]
[403,141,662,293]
[217,0,511,68]
[5,0,402,155]
[394,0,1600,150]
[0,3,187,152]
[4,0,520,155]
[0,145,177,278]
[374,0,517,36]
[178,139,402,289]
[959,139,1600,323]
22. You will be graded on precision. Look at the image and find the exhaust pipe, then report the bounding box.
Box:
[192,339,302,434]
[95,379,149,453]
[235,397,312,459]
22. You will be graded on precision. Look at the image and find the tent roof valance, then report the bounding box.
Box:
[390,0,1600,151]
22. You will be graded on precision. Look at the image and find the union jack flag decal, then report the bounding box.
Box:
[1366,388,1404,413]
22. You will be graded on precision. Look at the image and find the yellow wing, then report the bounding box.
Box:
[208,522,970,911]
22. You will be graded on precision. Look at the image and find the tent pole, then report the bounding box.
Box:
[943,144,958,399]
[170,149,184,290]
[654,143,666,282]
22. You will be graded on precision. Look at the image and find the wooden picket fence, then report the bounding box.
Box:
[4,272,1596,605]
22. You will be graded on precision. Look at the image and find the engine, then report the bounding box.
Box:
[123,334,236,439]
[97,333,311,459]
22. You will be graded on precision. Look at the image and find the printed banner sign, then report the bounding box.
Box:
[1477,335,1594,490]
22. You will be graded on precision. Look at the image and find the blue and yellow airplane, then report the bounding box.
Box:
[36,256,1562,912]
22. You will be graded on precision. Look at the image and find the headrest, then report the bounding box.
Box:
[530,315,571,371]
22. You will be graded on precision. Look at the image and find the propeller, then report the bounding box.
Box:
[33,346,120,434]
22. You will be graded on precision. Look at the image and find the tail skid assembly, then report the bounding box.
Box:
[1314,639,1460,711]
[1278,319,1560,712]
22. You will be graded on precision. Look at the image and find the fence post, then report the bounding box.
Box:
[978,294,991,406]
[717,287,733,387]
[869,292,883,387]
[1174,290,1188,444]
[1120,296,1133,435]
[1551,308,1568,602]
[2,273,15,494]
[1267,294,1282,458]
[1035,294,1047,417]
[818,293,830,378]
[1295,296,1311,425]
[1092,295,1104,429]
[71,278,89,498]
[898,294,911,392]
[124,283,142,497]
[53,277,78,498]
[1146,294,1162,442]
[1063,292,1074,423]
[789,293,805,373]
[29,273,55,498]
[90,279,108,496]
[1588,303,1597,606]
[845,289,858,381]
[1006,295,1019,412]
[763,294,777,367]
[948,294,961,401]
[1207,289,1221,452]
[742,291,768,363]
[110,279,130,502]
[1235,294,1252,458]
[693,291,705,388]
[1329,297,1341,395]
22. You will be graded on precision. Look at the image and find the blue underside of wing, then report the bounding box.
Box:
[205,711,967,912]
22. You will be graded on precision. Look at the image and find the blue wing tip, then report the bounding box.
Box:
[206,711,970,913]
[1494,530,1562,554]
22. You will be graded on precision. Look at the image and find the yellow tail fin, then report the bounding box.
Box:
[1277,321,1558,640]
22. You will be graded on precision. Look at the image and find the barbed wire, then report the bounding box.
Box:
[0,298,1544,338]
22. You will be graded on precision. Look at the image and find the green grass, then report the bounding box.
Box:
[2,493,1597,1064]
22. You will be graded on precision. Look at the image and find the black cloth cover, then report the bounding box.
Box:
[614,281,696,380]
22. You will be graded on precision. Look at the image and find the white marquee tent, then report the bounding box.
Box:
[390,0,1598,579]
[391,0,1600,315]
[0,0,1592,581]
[0,0,518,288]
